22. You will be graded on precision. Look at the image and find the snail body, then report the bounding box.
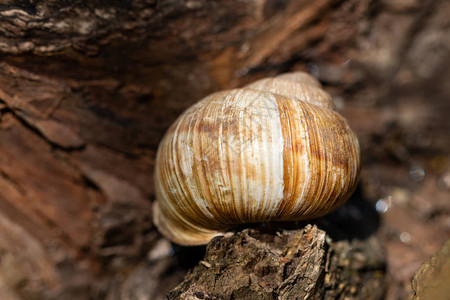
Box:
[153,72,360,245]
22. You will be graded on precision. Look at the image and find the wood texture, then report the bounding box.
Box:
[412,239,450,300]
[168,225,385,300]
[0,0,448,299]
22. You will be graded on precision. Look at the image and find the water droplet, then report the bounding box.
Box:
[410,165,425,182]
[240,43,250,53]
[400,232,411,243]
[375,196,392,213]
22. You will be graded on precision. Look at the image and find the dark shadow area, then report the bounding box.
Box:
[223,184,380,243]
[172,244,207,270]
[312,185,380,241]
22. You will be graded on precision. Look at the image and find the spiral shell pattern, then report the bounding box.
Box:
[153,72,360,245]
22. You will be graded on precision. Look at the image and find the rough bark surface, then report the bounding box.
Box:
[412,239,450,300]
[169,225,385,300]
[0,0,449,299]
[0,1,377,299]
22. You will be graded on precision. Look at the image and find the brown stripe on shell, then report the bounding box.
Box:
[274,94,308,219]
[273,96,360,221]
[291,103,359,219]
[295,99,325,218]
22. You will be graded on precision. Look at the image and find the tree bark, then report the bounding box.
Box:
[0,0,449,299]
[169,225,385,300]
[412,239,450,300]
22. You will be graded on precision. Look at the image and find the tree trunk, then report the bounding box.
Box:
[0,0,449,299]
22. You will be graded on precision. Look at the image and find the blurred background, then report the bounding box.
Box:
[0,0,448,299]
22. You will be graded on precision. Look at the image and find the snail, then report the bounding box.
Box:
[153,72,360,246]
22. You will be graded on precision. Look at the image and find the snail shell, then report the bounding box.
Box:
[153,72,360,245]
